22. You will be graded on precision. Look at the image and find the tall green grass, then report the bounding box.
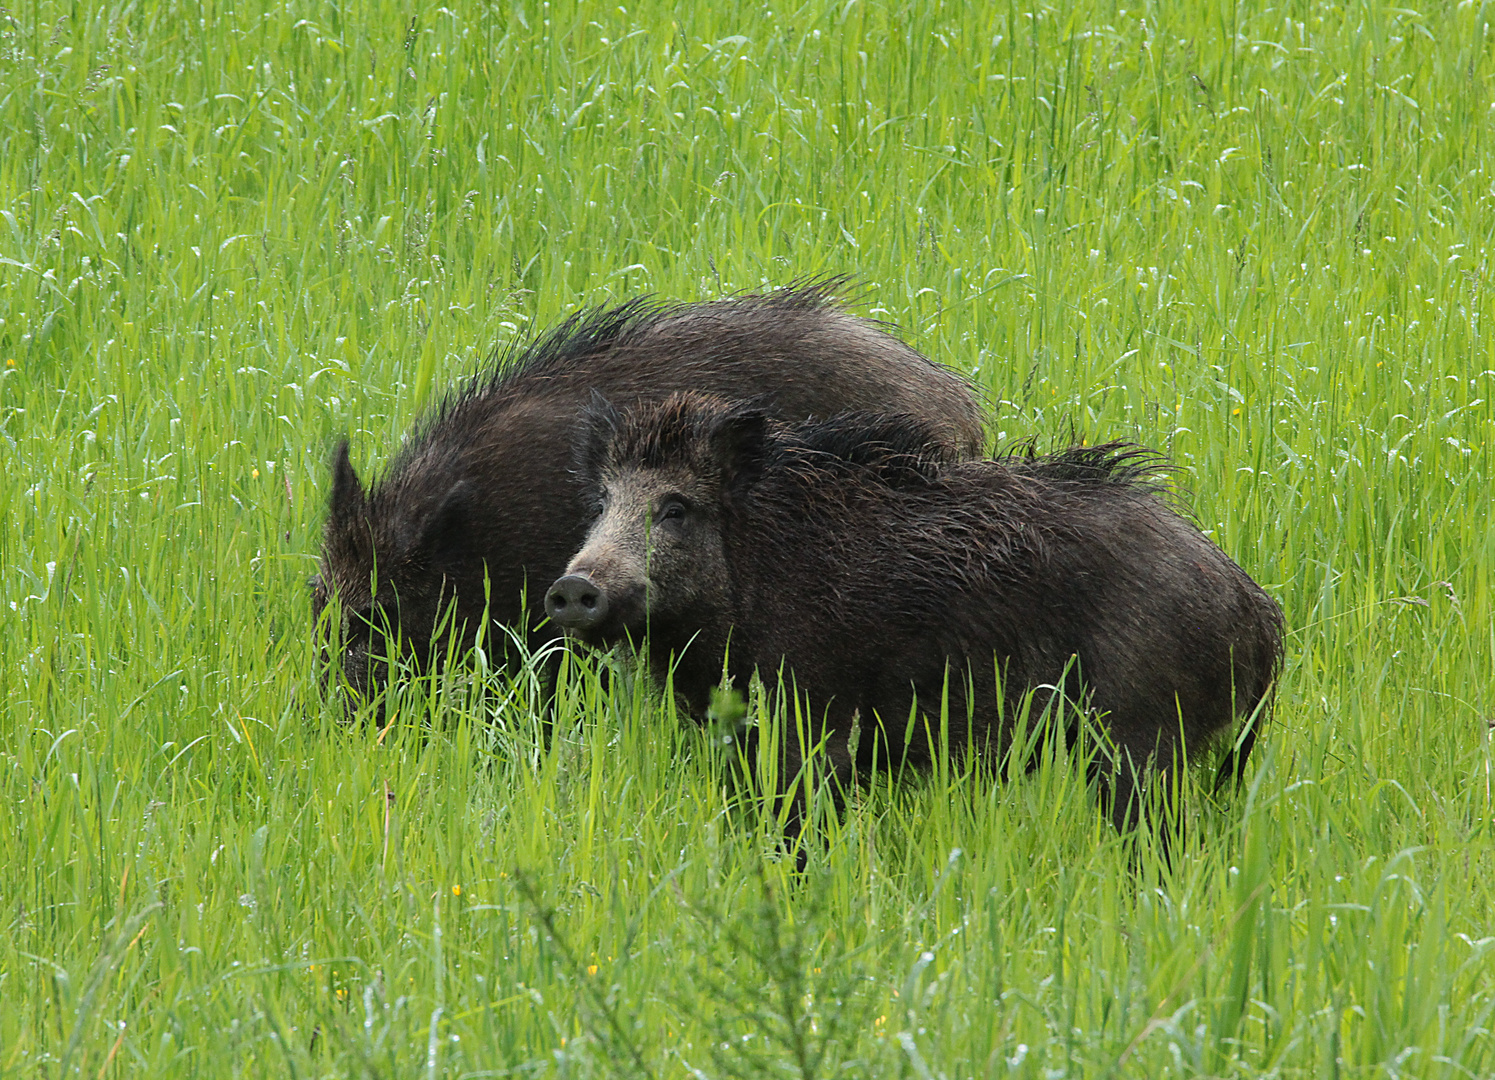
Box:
[3,0,1493,1075]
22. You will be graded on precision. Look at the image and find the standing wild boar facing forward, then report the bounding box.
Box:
[314,283,986,712]
[546,392,1285,831]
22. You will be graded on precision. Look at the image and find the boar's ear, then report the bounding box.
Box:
[574,391,622,484]
[417,481,471,568]
[329,439,366,520]
[709,407,769,498]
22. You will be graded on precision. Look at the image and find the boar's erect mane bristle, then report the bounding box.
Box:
[387,277,870,479]
[783,410,955,486]
[1003,441,1169,490]
[368,277,986,513]
[489,275,866,392]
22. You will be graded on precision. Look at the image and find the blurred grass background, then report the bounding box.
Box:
[2,0,1493,1075]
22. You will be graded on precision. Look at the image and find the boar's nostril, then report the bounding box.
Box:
[545,573,609,631]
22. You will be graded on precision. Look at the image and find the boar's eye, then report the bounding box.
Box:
[656,497,688,524]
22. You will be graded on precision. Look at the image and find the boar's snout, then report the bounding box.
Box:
[546,573,610,633]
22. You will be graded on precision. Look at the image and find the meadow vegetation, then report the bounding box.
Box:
[2,0,1493,1074]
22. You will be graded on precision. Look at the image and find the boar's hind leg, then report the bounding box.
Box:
[1103,722,1189,843]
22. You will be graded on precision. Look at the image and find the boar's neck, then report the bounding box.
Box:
[648,633,735,718]
[636,578,743,717]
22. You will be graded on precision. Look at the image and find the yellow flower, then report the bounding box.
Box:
[1232,407,1242,416]
[4,358,14,367]
[452,884,461,896]
[587,964,598,975]
[251,468,260,479]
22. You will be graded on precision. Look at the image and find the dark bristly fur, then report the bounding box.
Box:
[551,392,1285,833]
[313,282,986,710]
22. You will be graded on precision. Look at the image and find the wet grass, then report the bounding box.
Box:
[2,0,1494,1075]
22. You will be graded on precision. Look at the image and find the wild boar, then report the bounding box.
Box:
[547,392,1284,830]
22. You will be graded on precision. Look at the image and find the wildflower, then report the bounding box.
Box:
[252,468,260,479]
[4,358,14,367]
[587,964,598,975]
[452,884,461,896]
[1232,407,1242,416]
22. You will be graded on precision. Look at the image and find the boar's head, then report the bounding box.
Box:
[546,393,764,650]
[312,439,471,713]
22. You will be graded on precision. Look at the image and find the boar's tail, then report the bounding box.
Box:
[1003,440,1170,493]
[1212,714,1260,793]
[790,410,957,482]
[1212,597,1285,793]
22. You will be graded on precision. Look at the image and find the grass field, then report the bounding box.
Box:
[4,0,1495,1075]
